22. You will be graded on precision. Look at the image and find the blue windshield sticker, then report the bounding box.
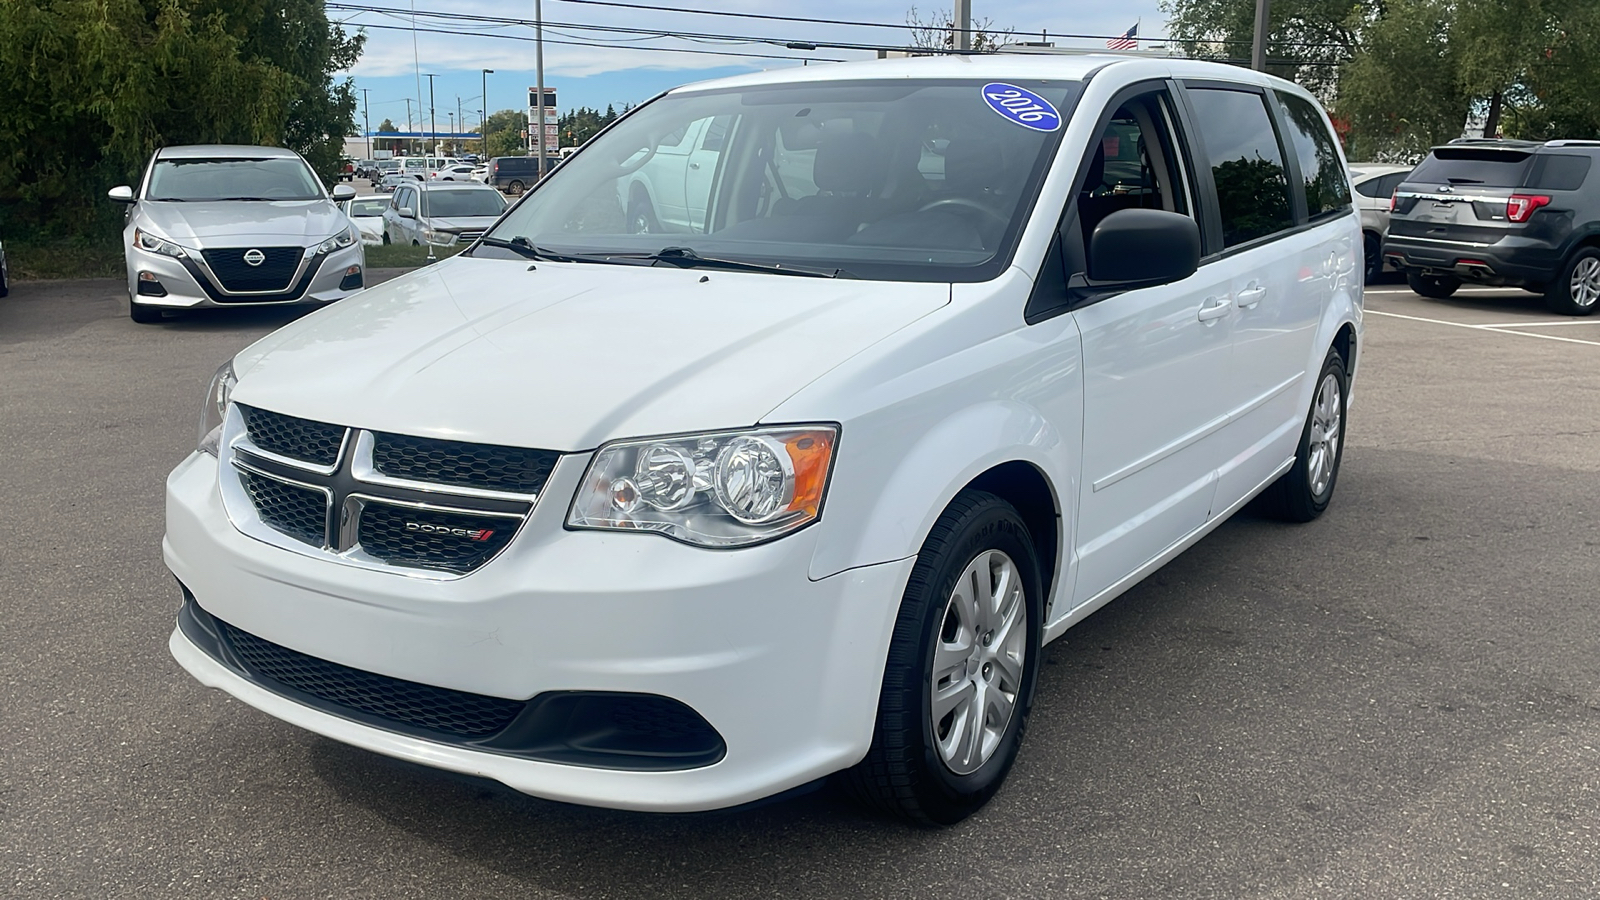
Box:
[981,83,1062,132]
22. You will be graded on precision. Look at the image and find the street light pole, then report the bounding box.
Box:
[1251,0,1271,71]
[482,68,494,157]
[425,73,438,157]
[535,0,546,179]
[457,95,463,155]
[361,88,371,161]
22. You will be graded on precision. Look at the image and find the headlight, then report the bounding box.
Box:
[421,229,458,246]
[316,225,358,254]
[567,426,837,548]
[197,360,237,456]
[134,227,186,258]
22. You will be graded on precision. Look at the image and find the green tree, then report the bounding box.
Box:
[0,0,362,237]
[483,109,528,157]
[1161,0,1366,95]
[377,118,397,133]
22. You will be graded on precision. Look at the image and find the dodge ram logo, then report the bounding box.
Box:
[405,521,495,541]
[243,249,266,266]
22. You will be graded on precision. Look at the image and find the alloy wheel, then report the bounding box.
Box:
[1307,372,1343,497]
[1569,256,1600,308]
[929,549,1028,776]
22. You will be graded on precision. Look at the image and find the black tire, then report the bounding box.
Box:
[129,295,162,324]
[1545,246,1600,316]
[0,252,9,298]
[1260,347,1348,523]
[1363,233,1383,285]
[1406,270,1461,299]
[381,232,390,245]
[840,490,1042,825]
[506,179,526,196]
[627,189,660,235]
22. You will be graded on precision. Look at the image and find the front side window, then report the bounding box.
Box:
[475,79,1081,282]
[146,157,323,202]
[1275,91,1351,221]
[1186,88,1294,247]
[1077,90,1193,254]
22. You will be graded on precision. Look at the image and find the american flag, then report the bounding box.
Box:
[1106,23,1138,50]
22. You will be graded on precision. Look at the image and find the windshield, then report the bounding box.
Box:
[146,157,323,201]
[476,78,1080,281]
[418,189,507,218]
[348,198,389,217]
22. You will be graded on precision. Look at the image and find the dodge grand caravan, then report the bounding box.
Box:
[166,55,1362,824]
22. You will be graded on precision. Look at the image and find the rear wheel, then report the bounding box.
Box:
[1363,233,1383,284]
[506,179,526,196]
[840,490,1041,825]
[1407,270,1461,299]
[1260,347,1347,522]
[1546,247,1600,316]
[627,190,660,234]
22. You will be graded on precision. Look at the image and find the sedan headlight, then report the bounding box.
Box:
[421,229,458,246]
[134,227,187,258]
[568,426,837,548]
[315,225,359,254]
[197,360,237,456]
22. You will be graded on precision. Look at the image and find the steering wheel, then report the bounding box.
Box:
[917,196,1009,229]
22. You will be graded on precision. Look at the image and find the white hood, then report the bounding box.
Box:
[138,199,347,246]
[231,257,948,450]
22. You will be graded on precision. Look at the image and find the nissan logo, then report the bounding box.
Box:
[243,249,266,266]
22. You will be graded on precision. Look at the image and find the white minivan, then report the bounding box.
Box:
[166,54,1361,824]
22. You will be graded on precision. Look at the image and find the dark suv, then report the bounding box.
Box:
[1384,139,1600,315]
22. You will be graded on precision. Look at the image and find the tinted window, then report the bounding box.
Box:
[1275,91,1351,220]
[147,157,322,202]
[1353,173,1387,198]
[418,189,506,218]
[1187,88,1294,247]
[1527,154,1592,191]
[1378,172,1409,198]
[1408,148,1533,187]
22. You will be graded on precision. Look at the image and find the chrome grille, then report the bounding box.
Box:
[241,405,347,467]
[222,407,550,575]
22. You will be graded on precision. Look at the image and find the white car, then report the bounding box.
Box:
[338,196,389,245]
[166,55,1361,824]
[381,182,507,246]
[1348,163,1413,281]
[433,164,479,182]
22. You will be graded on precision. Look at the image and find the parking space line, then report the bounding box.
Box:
[1365,309,1600,347]
[1472,319,1600,328]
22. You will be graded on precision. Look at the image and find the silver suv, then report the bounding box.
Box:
[110,145,366,323]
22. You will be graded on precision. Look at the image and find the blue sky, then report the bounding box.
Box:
[338,0,1168,136]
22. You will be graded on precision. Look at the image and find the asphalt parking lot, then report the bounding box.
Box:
[3,277,1598,898]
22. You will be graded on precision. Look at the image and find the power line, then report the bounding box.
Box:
[338,20,850,63]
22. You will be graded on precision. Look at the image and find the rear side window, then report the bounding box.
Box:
[1187,88,1294,247]
[1408,148,1533,187]
[1527,154,1592,191]
[1275,91,1351,221]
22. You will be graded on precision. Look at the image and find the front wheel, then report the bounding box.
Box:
[840,490,1042,825]
[1260,348,1347,522]
[1407,270,1461,299]
[1546,247,1600,316]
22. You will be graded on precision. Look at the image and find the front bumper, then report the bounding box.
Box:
[127,242,366,309]
[1382,233,1563,286]
[164,451,913,811]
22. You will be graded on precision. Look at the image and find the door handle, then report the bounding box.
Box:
[1236,285,1266,309]
[1197,294,1233,322]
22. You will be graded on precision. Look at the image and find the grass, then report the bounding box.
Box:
[363,241,466,269]
[4,235,461,281]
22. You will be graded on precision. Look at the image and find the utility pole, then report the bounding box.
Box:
[448,112,455,155]
[535,0,547,179]
[481,68,494,157]
[361,88,372,161]
[425,73,438,157]
[456,95,463,155]
[404,98,412,154]
[954,0,971,51]
[1251,0,1271,71]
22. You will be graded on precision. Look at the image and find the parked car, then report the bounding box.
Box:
[432,164,479,181]
[377,170,418,193]
[165,57,1361,824]
[1384,138,1600,314]
[353,159,380,180]
[381,181,507,245]
[1347,163,1412,281]
[618,115,727,234]
[338,195,389,244]
[109,144,364,323]
[0,237,8,298]
[485,155,543,194]
[469,165,489,183]
[336,158,355,182]
[398,156,452,181]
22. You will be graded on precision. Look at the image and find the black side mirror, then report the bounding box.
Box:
[1087,208,1200,287]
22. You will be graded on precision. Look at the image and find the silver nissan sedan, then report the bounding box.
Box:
[110,145,366,323]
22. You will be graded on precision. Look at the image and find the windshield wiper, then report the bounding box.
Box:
[643,246,842,278]
[473,236,642,266]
